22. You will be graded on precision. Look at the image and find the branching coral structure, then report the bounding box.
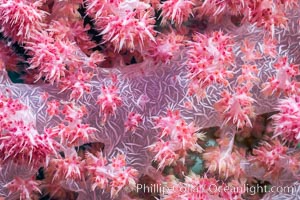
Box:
[0,0,299,200]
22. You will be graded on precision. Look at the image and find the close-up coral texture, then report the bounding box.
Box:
[0,0,299,199]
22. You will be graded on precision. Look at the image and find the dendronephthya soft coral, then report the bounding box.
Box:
[0,0,299,199]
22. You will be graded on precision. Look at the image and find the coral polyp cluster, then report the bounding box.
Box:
[273,96,300,143]
[187,31,235,100]
[149,109,205,169]
[0,0,299,199]
[86,0,156,51]
[0,92,58,168]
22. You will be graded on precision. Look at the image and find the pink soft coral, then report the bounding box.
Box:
[148,109,205,169]
[195,0,245,21]
[5,177,41,200]
[0,0,299,199]
[86,153,138,198]
[51,151,85,181]
[0,92,58,167]
[187,31,235,100]
[0,0,46,43]
[86,0,156,51]
[145,31,184,64]
[203,136,245,179]
[159,0,194,26]
[247,0,289,37]
[260,37,278,58]
[97,84,123,124]
[250,139,296,180]
[46,102,97,146]
[261,56,300,96]
[240,39,262,62]
[162,174,245,200]
[273,96,300,143]
[214,87,256,128]
[26,38,75,84]
[162,175,219,199]
[124,112,142,132]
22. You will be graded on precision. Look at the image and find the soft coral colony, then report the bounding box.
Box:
[0,0,299,199]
